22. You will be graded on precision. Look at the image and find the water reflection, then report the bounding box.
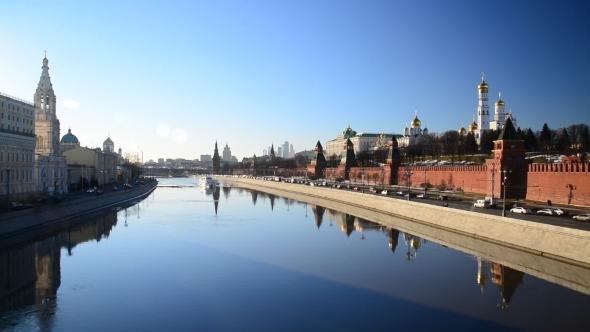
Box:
[1,211,118,316]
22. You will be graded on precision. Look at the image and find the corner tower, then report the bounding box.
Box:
[34,56,61,156]
[477,73,490,144]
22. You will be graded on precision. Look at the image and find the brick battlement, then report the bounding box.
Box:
[528,163,590,173]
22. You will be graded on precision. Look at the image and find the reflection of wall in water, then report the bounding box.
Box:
[311,205,325,229]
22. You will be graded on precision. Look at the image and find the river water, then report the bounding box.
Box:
[1,177,589,331]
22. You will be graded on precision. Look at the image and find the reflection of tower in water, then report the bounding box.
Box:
[404,233,422,260]
[311,205,325,229]
[388,228,400,254]
[340,214,356,237]
[477,257,488,293]
[491,263,524,310]
[213,186,220,215]
[251,190,258,205]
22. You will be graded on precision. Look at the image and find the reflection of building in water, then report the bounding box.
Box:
[268,194,276,211]
[491,263,524,309]
[311,205,325,229]
[388,228,400,254]
[65,212,118,255]
[477,257,488,293]
[336,213,356,237]
[1,212,118,315]
[213,186,220,215]
[354,218,382,240]
[404,233,423,260]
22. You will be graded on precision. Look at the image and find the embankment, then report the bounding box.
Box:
[0,182,157,239]
[222,177,590,268]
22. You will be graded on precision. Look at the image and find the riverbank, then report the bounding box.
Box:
[0,181,157,240]
[221,177,590,268]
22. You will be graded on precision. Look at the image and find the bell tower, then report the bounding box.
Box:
[34,55,61,156]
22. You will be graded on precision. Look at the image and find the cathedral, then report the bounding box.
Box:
[399,111,428,147]
[472,73,517,143]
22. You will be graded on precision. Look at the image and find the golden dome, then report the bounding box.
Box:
[495,92,505,106]
[411,112,421,127]
[478,73,488,90]
[458,125,467,136]
[469,120,478,133]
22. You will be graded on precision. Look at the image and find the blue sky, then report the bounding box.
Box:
[1,0,588,161]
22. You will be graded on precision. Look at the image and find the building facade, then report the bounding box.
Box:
[62,146,119,190]
[222,143,232,163]
[0,92,37,196]
[399,112,429,147]
[326,125,403,157]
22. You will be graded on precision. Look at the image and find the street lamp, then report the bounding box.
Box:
[489,164,497,200]
[406,167,413,201]
[501,167,512,217]
[360,169,365,193]
[381,166,385,191]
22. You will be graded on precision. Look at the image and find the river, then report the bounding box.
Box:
[1,177,589,331]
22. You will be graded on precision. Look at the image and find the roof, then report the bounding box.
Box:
[497,116,519,140]
[61,129,79,144]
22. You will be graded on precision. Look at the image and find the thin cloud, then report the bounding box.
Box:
[63,98,79,109]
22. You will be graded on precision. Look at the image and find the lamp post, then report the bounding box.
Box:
[489,164,496,200]
[423,168,427,195]
[501,167,512,217]
[360,169,365,193]
[381,167,385,191]
[406,167,413,201]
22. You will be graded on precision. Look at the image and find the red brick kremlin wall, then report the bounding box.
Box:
[399,166,490,194]
[526,163,590,206]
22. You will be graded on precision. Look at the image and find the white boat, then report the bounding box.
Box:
[198,176,216,189]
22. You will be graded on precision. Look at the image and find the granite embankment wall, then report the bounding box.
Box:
[222,177,590,267]
[0,182,157,238]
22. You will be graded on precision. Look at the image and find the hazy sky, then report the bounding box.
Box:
[1,0,588,161]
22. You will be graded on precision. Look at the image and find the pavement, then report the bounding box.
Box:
[0,179,153,215]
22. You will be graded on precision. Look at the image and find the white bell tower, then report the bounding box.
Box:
[477,73,490,144]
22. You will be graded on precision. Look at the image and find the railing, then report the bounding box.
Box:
[0,91,35,106]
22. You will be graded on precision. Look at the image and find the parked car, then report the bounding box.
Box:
[112,186,119,191]
[381,190,389,195]
[86,189,95,193]
[396,191,405,196]
[417,194,429,199]
[510,207,532,214]
[9,202,23,210]
[551,208,568,216]
[404,193,417,198]
[437,195,448,201]
[537,208,555,216]
[572,214,590,222]
[95,189,104,195]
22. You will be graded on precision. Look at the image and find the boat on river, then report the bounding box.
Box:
[198,176,216,189]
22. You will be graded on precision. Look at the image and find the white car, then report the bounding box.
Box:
[510,207,532,214]
[537,208,555,216]
[551,208,568,216]
[381,190,389,195]
[572,214,590,222]
[417,194,429,199]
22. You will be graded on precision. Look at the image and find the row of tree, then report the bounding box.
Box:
[229,123,589,170]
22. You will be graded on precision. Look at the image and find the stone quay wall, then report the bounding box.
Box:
[0,182,157,238]
[221,177,590,267]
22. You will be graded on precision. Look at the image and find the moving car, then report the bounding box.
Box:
[551,208,568,216]
[417,194,429,199]
[572,214,590,222]
[404,193,417,198]
[381,190,389,195]
[510,207,532,214]
[474,199,490,208]
[537,208,555,216]
[438,195,448,201]
[396,191,405,196]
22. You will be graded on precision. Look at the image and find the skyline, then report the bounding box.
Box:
[1,1,589,161]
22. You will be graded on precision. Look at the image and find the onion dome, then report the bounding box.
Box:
[458,124,467,136]
[495,92,505,106]
[60,128,79,144]
[469,116,478,133]
[411,111,421,127]
[478,73,489,91]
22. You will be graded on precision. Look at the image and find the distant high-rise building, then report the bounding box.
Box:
[263,149,267,156]
[222,143,231,162]
[282,141,289,158]
[290,143,295,158]
[200,154,212,162]
[277,147,282,158]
